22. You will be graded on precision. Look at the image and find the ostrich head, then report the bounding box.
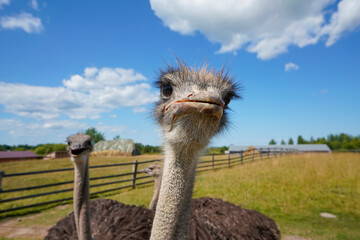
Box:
[154,61,240,152]
[67,133,93,163]
[141,162,162,178]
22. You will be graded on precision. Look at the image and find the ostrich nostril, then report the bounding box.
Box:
[187,94,193,97]
[73,143,81,149]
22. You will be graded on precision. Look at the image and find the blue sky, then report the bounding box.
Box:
[0,0,359,147]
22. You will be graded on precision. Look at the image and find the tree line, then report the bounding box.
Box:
[0,144,67,156]
[269,133,360,150]
[2,129,358,156]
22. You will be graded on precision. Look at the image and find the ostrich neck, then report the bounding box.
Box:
[73,156,92,240]
[150,143,199,240]
[149,173,162,211]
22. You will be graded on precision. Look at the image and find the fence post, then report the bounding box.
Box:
[241,151,243,164]
[252,148,254,161]
[274,148,277,158]
[132,160,138,189]
[0,171,4,200]
[212,153,214,169]
[268,148,270,158]
[260,148,262,160]
[228,153,231,168]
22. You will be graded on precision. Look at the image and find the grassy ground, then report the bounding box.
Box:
[0,153,359,239]
[0,155,164,218]
[193,153,360,240]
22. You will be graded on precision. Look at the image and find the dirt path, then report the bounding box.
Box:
[0,218,50,239]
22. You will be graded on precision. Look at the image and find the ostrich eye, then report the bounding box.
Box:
[223,96,231,107]
[161,84,173,98]
[67,141,71,145]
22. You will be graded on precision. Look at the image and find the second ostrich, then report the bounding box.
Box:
[142,162,280,239]
[45,133,154,240]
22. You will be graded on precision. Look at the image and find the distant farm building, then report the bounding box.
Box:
[228,144,331,154]
[44,151,70,160]
[0,151,42,163]
[93,139,140,156]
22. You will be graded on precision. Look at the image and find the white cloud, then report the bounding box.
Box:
[29,0,38,10]
[312,88,329,96]
[0,118,93,145]
[0,12,43,33]
[62,67,147,91]
[0,119,88,137]
[150,0,360,59]
[96,124,127,134]
[43,120,88,130]
[319,88,328,95]
[321,0,360,46]
[285,62,299,71]
[0,0,10,9]
[132,107,148,113]
[0,67,158,120]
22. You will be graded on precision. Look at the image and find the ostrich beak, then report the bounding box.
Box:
[165,94,224,131]
[68,144,90,156]
[140,168,149,173]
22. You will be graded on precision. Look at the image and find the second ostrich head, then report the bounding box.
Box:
[141,162,162,178]
[67,133,93,161]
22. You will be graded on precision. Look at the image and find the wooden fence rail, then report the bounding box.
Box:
[0,148,295,215]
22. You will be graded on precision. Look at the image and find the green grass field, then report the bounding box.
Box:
[0,153,359,239]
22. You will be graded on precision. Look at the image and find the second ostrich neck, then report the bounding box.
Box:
[149,171,162,211]
[150,143,201,240]
[73,155,92,240]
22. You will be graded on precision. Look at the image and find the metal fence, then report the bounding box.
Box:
[0,148,295,215]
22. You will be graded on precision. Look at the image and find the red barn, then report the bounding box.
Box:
[0,151,42,163]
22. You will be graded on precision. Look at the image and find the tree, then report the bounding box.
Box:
[113,135,121,140]
[135,143,162,154]
[297,135,307,144]
[34,144,67,156]
[288,138,294,145]
[269,139,277,145]
[280,140,286,145]
[85,128,105,143]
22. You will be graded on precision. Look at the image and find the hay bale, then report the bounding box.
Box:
[243,146,260,157]
[90,150,132,157]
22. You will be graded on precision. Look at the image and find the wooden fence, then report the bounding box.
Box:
[0,148,295,216]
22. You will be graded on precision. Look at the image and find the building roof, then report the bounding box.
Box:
[228,144,331,152]
[0,151,40,159]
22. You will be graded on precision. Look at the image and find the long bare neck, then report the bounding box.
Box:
[150,144,200,240]
[149,173,162,211]
[73,155,92,240]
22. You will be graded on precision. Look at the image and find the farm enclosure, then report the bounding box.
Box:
[0,148,292,217]
[0,152,359,240]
